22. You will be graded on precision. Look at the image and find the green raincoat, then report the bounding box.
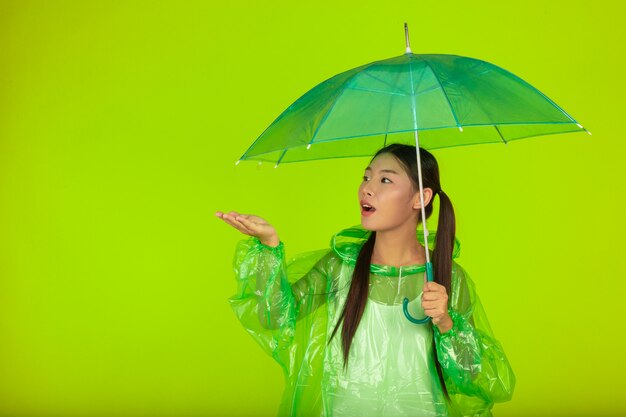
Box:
[229,225,515,416]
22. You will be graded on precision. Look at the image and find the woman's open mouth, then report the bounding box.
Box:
[360,202,377,217]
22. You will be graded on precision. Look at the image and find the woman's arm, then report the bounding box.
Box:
[229,235,337,365]
[433,262,516,408]
[246,237,336,330]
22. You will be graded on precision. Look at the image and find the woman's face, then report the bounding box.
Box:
[358,153,432,232]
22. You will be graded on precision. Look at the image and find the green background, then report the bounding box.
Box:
[1,0,624,416]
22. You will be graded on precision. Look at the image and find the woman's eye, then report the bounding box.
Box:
[362,176,391,183]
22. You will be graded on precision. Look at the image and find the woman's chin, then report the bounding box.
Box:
[360,218,377,231]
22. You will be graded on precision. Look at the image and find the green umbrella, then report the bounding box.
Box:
[236,23,590,324]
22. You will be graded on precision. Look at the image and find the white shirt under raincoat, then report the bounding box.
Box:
[229,225,515,416]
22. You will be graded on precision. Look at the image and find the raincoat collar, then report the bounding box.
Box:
[330,224,461,277]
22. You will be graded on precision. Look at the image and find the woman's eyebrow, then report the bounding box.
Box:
[365,167,400,174]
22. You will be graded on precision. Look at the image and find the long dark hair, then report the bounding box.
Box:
[328,143,456,398]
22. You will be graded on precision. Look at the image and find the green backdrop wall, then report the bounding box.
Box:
[1,0,624,416]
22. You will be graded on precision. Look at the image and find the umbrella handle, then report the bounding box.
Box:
[402,261,433,324]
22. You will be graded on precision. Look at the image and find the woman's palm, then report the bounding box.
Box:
[215,210,278,245]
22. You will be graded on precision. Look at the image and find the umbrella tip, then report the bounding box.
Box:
[458,126,463,132]
[235,159,241,166]
[274,163,279,168]
[576,123,592,135]
[307,143,312,150]
[404,22,412,54]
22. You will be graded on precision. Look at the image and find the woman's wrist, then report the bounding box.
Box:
[260,235,280,247]
[436,314,454,334]
[434,308,461,336]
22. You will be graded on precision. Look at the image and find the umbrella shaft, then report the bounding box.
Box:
[414,130,430,264]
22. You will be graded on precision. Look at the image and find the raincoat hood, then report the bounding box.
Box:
[330,224,461,273]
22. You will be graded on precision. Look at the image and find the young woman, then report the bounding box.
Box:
[216,144,515,417]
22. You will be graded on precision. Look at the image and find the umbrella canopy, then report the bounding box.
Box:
[236,24,589,323]
[238,50,589,166]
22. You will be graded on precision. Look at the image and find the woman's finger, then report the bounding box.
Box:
[221,214,254,235]
[236,216,258,229]
[230,218,255,236]
[421,300,446,310]
[221,212,240,222]
[217,211,270,238]
[421,292,439,301]
[241,213,268,226]
[237,217,264,236]
[423,281,445,293]
[234,219,256,235]
[423,307,446,318]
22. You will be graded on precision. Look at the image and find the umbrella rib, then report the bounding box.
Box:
[274,147,289,165]
[434,61,504,132]
[422,59,462,129]
[494,125,508,144]
[360,71,410,96]
[492,63,581,125]
[308,61,382,145]
[348,82,450,100]
[407,58,424,129]
[348,85,408,97]
[242,66,372,162]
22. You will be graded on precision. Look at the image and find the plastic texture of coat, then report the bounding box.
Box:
[228,225,515,416]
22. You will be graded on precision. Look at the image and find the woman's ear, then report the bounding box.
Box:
[413,187,433,209]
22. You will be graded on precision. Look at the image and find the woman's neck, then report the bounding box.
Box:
[370,225,427,267]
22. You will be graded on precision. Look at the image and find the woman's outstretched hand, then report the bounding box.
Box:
[215,211,280,247]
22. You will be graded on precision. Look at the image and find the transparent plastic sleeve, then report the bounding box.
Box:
[433,262,516,415]
[229,236,340,415]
